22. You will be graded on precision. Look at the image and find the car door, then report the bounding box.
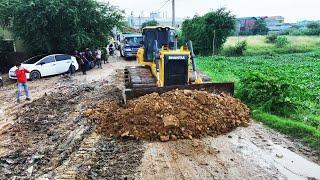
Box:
[55,55,72,74]
[36,55,56,77]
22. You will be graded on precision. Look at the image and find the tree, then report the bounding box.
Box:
[306,22,320,36]
[181,8,236,55]
[307,22,320,29]
[252,19,269,35]
[141,20,159,28]
[0,0,124,54]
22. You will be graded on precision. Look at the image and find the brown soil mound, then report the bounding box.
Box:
[86,90,250,141]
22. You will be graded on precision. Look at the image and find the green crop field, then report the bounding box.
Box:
[197,52,320,149]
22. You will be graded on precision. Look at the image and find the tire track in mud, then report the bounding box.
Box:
[0,58,146,179]
[0,78,146,179]
[43,132,100,180]
[87,137,145,180]
[0,84,96,179]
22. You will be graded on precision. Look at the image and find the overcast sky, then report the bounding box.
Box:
[101,0,320,23]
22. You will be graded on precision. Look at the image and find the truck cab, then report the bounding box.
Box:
[120,33,143,59]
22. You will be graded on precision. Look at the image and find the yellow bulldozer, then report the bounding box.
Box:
[123,26,234,102]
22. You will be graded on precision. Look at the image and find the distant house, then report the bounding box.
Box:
[261,16,292,33]
[235,16,293,35]
[236,17,258,33]
[268,23,294,34]
[262,16,284,27]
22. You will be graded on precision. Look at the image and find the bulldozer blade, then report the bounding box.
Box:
[123,82,234,103]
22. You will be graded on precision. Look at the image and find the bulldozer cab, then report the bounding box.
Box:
[142,26,176,62]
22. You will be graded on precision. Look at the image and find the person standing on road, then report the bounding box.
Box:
[108,44,115,56]
[95,47,102,69]
[80,52,88,75]
[85,48,94,68]
[15,63,31,103]
[102,46,109,64]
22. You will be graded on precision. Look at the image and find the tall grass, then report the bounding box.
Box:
[222,35,320,56]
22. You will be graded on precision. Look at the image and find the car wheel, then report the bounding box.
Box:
[30,71,41,81]
[0,79,3,87]
[69,65,76,74]
[120,50,124,57]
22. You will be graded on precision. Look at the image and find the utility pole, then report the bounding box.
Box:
[172,0,175,27]
[212,30,216,56]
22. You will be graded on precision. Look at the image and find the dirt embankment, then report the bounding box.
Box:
[86,90,250,141]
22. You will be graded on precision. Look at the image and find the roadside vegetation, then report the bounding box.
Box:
[180,8,236,55]
[179,9,320,150]
[281,22,320,36]
[0,0,124,54]
[222,35,320,56]
[197,47,320,149]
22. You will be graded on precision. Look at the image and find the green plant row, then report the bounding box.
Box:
[197,53,320,128]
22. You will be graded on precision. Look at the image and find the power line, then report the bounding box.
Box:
[156,0,171,12]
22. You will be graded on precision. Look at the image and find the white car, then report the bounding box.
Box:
[9,54,79,80]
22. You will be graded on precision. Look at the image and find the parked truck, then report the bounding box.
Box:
[120,33,143,59]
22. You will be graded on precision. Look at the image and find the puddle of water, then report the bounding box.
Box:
[229,134,320,179]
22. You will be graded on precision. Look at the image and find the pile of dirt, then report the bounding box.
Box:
[86,90,250,141]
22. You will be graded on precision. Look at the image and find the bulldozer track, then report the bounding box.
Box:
[125,66,157,89]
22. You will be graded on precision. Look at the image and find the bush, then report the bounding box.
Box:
[279,22,320,36]
[239,31,253,36]
[305,28,320,36]
[0,40,14,53]
[223,40,247,56]
[266,34,278,43]
[238,72,299,117]
[275,36,289,48]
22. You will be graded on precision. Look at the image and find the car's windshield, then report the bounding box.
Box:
[126,36,143,45]
[23,55,47,64]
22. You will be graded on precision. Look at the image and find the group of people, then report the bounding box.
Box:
[14,46,106,102]
[73,44,115,75]
[14,44,116,103]
[73,47,108,74]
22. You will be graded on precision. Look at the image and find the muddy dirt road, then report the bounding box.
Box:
[0,55,319,179]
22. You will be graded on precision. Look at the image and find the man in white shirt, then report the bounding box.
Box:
[95,47,102,69]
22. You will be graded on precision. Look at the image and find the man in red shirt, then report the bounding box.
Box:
[15,63,31,103]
